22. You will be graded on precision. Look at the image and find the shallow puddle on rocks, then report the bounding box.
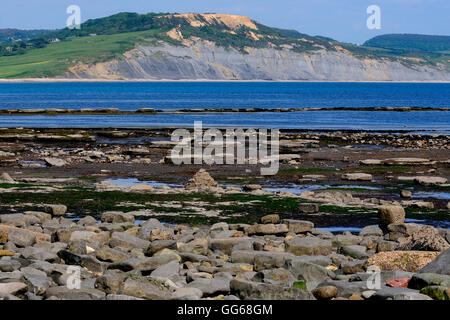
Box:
[412,192,450,200]
[106,178,182,188]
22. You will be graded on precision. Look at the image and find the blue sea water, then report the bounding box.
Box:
[0,82,449,131]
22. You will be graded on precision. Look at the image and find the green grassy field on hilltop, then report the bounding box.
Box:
[0,30,163,78]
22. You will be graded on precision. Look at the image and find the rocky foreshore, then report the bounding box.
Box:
[0,106,448,116]
[0,201,449,301]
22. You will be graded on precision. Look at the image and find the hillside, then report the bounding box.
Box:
[0,29,54,44]
[0,13,449,80]
[363,34,450,53]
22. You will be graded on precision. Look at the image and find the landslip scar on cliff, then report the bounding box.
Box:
[0,12,449,81]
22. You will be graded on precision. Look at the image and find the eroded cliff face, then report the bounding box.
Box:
[67,39,450,81]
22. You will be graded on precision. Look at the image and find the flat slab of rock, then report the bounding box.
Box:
[286,237,332,256]
[341,173,373,181]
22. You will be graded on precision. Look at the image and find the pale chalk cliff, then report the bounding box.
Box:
[65,14,450,81]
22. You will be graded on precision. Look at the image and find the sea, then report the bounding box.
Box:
[0,82,449,133]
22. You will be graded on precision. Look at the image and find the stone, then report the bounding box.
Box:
[242,184,262,192]
[260,214,280,224]
[282,219,314,233]
[393,292,433,300]
[172,287,203,300]
[185,169,218,190]
[150,260,180,280]
[110,232,150,250]
[0,172,15,183]
[77,216,98,226]
[341,260,366,274]
[232,250,294,268]
[95,270,128,294]
[298,203,319,214]
[332,234,362,247]
[414,176,447,186]
[359,225,383,237]
[286,237,332,256]
[8,228,36,247]
[45,286,106,300]
[419,248,450,275]
[369,287,422,300]
[46,205,67,216]
[121,278,170,300]
[0,260,21,272]
[386,277,410,288]
[408,273,450,289]
[254,268,296,286]
[377,240,398,252]
[285,259,334,290]
[0,250,14,257]
[230,279,315,300]
[400,190,412,198]
[186,278,230,297]
[341,173,373,181]
[0,282,27,295]
[44,157,67,167]
[209,237,253,255]
[177,238,208,255]
[109,255,178,273]
[57,250,82,265]
[397,225,450,252]
[101,211,135,224]
[24,274,53,295]
[1,214,40,228]
[96,247,130,262]
[244,224,288,235]
[378,205,405,228]
[340,245,368,259]
[137,219,164,239]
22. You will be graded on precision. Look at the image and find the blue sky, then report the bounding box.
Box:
[1,0,449,44]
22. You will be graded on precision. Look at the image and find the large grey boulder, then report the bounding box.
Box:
[418,248,450,275]
[286,237,332,256]
[186,278,230,297]
[285,259,335,290]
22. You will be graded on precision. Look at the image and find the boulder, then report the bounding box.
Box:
[45,205,67,217]
[186,278,230,297]
[43,157,67,167]
[414,176,447,186]
[312,286,338,300]
[283,219,314,233]
[260,214,280,224]
[101,211,134,224]
[185,169,218,190]
[230,279,315,300]
[408,273,450,289]
[359,225,383,237]
[244,224,288,235]
[378,205,405,228]
[286,237,332,256]
[285,259,334,290]
[418,248,450,275]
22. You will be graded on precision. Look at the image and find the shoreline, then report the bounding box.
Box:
[1,78,450,83]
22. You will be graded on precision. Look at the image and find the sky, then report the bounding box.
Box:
[0,0,449,44]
